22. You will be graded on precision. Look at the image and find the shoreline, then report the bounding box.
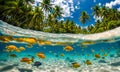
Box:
[0,20,120,43]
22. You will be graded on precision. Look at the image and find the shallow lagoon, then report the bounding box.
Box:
[0,21,120,72]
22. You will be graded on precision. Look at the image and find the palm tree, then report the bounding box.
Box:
[92,5,100,17]
[53,5,63,19]
[79,11,90,24]
[0,0,24,23]
[99,6,111,22]
[28,7,44,29]
[110,9,120,20]
[40,0,53,17]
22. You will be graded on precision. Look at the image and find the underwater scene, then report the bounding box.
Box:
[1,0,120,72]
[0,21,120,72]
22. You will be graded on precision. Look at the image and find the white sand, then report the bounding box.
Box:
[0,57,120,72]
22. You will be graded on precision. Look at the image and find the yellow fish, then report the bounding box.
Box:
[60,53,65,57]
[19,47,25,51]
[72,62,80,68]
[36,52,46,59]
[95,54,101,58]
[20,57,34,64]
[85,60,92,65]
[63,46,73,51]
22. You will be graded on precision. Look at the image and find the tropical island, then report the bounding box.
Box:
[0,0,120,34]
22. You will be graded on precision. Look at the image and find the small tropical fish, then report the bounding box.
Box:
[38,41,45,45]
[44,41,52,45]
[5,45,18,52]
[63,46,73,51]
[72,62,80,68]
[95,54,101,58]
[33,61,42,68]
[0,36,13,42]
[36,52,46,59]
[9,54,17,57]
[22,38,37,44]
[60,53,65,57]
[85,60,92,65]
[15,49,21,52]
[6,45,18,50]
[103,53,108,57]
[20,57,34,64]
[81,41,96,45]
[19,47,25,51]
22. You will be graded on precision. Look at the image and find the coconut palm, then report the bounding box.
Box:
[28,7,44,29]
[40,0,53,17]
[110,9,120,20]
[53,5,63,18]
[79,11,90,24]
[0,0,24,23]
[92,5,100,17]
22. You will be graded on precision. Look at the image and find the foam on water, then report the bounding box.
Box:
[0,20,120,43]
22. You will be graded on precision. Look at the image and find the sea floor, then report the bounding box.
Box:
[0,53,120,72]
[0,20,120,72]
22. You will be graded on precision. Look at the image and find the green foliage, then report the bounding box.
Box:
[79,11,90,24]
[0,1,120,34]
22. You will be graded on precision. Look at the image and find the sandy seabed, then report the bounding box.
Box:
[0,20,120,72]
[0,57,120,72]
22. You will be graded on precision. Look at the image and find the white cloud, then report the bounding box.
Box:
[98,3,101,6]
[93,15,103,22]
[59,18,64,21]
[52,0,74,17]
[35,0,75,17]
[118,7,120,11]
[75,1,80,10]
[105,0,120,8]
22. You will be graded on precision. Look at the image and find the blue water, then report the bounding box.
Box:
[0,20,120,71]
[0,38,119,62]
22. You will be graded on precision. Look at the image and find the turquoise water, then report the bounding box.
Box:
[0,37,120,63]
[0,21,120,72]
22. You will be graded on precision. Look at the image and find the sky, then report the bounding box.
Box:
[35,0,120,27]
